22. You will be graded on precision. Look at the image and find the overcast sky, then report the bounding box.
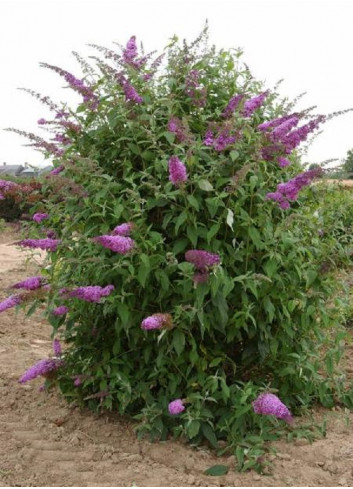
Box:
[1,0,352,168]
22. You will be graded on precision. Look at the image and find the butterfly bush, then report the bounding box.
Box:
[13,27,352,455]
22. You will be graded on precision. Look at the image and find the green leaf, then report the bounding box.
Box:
[187,194,200,211]
[187,225,198,247]
[207,223,220,243]
[201,423,218,448]
[117,302,130,326]
[128,143,141,155]
[263,297,275,322]
[164,131,176,144]
[306,270,317,287]
[187,420,201,439]
[204,465,229,476]
[198,179,214,192]
[263,258,278,278]
[175,210,188,233]
[248,227,263,249]
[137,254,150,287]
[230,150,239,161]
[172,329,185,356]
[141,150,155,161]
[172,238,189,255]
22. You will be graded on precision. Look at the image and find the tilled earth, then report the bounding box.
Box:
[1,224,353,487]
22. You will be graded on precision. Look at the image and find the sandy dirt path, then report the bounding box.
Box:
[1,224,353,487]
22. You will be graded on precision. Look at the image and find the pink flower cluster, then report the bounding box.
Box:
[69,285,115,303]
[50,165,64,175]
[33,213,49,223]
[17,238,61,252]
[94,235,135,254]
[259,113,325,165]
[185,250,220,284]
[19,340,63,384]
[19,358,60,383]
[203,127,237,152]
[168,117,188,143]
[11,276,45,291]
[117,73,143,104]
[168,399,185,415]
[52,305,69,316]
[185,250,220,270]
[222,94,244,118]
[0,295,22,313]
[242,91,269,117]
[267,167,323,209]
[168,156,188,186]
[252,393,293,424]
[112,222,134,236]
[122,36,148,70]
[141,313,172,331]
[0,179,19,199]
[185,70,207,107]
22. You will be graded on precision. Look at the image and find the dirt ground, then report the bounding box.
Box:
[1,224,353,487]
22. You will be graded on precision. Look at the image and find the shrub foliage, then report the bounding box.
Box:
[7,28,353,455]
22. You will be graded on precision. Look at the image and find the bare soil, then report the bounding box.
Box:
[1,224,353,487]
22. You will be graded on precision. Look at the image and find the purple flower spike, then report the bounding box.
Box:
[0,295,21,313]
[192,271,209,284]
[213,129,237,152]
[168,117,188,143]
[123,81,143,103]
[185,250,220,270]
[69,285,115,303]
[222,94,244,118]
[52,305,69,316]
[33,213,49,223]
[278,157,291,168]
[141,313,173,331]
[252,393,293,424]
[123,36,138,61]
[94,235,135,254]
[168,156,188,186]
[243,91,269,117]
[12,276,44,291]
[17,238,61,252]
[74,376,82,387]
[203,129,214,146]
[168,399,185,415]
[50,165,64,175]
[19,358,61,384]
[53,339,62,357]
[112,222,134,237]
[267,167,323,209]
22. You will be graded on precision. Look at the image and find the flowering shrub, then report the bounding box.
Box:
[7,28,353,463]
[0,177,40,221]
